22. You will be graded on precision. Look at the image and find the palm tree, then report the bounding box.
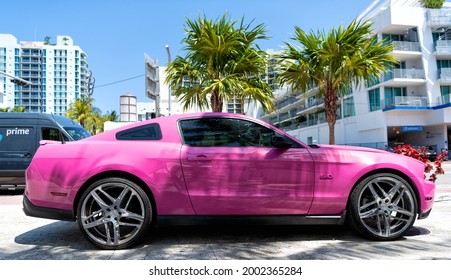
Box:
[104,110,118,122]
[278,19,397,144]
[0,106,25,112]
[419,0,445,8]
[165,13,275,113]
[88,110,106,135]
[66,94,94,128]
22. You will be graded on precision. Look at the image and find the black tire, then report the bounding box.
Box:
[348,173,418,241]
[76,177,152,249]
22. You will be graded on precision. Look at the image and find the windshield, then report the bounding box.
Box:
[63,126,91,140]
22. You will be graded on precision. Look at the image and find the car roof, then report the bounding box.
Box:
[0,112,82,127]
[90,112,285,142]
[0,112,55,120]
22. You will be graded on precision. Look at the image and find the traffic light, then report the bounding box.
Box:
[10,78,31,87]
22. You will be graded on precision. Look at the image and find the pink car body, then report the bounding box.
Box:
[23,113,435,249]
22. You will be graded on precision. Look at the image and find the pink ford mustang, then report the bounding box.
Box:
[23,113,435,249]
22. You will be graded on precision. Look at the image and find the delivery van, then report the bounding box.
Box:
[0,112,90,189]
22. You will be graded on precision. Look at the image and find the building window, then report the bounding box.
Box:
[441,86,451,104]
[368,88,380,112]
[227,97,243,113]
[343,97,355,118]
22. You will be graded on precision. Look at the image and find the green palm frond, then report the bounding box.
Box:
[278,19,397,144]
[165,12,272,113]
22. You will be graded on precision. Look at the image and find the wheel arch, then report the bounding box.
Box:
[347,168,420,213]
[73,170,157,220]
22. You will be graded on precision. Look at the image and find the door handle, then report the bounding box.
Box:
[187,155,212,161]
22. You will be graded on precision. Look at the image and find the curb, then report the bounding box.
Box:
[435,194,451,202]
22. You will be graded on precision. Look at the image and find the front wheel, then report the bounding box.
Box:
[348,173,418,241]
[77,177,152,249]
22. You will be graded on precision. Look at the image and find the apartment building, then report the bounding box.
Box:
[261,0,451,154]
[0,34,93,115]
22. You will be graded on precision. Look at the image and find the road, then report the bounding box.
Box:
[0,165,450,260]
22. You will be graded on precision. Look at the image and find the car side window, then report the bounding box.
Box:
[116,124,162,140]
[179,118,301,148]
[41,127,62,141]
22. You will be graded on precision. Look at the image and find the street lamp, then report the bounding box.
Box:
[165,45,172,115]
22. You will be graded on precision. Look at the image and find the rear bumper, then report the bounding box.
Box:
[23,195,75,221]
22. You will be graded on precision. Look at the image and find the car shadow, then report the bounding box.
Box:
[9,221,432,260]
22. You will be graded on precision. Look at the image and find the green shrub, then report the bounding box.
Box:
[419,0,445,8]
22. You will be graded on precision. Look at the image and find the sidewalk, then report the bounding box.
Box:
[435,188,451,202]
[435,187,451,202]
[434,161,451,202]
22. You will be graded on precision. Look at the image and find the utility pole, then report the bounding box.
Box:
[165,45,172,115]
[144,53,160,117]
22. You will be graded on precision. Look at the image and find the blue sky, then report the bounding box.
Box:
[0,0,377,113]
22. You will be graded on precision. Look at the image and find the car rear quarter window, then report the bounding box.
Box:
[116,124,162,140]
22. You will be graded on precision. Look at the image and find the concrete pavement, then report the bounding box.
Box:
[433,161,451,202]
[0,163,450,260]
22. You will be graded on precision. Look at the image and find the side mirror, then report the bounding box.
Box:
[272,136,292,148]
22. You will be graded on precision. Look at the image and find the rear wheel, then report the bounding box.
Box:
[348,173,418,241]
[77,177,152,249]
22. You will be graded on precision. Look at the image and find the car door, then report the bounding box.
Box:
[179,117,315,215]
[0,125,37,185]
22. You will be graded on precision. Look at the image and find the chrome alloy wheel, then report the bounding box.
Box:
[356,175,417,239]
[78,178,151,249]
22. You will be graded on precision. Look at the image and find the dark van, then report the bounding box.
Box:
[0,113,91,189]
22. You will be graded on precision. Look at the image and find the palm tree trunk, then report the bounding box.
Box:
[324,90,338,145]
[210,89,223,112]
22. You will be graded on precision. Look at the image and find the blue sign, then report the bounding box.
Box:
[401,126,424,132]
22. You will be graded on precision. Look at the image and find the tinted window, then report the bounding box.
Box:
[63,126,91,140]
[116,124,162,140]
[41,127,62,141]
[179,118,301,148]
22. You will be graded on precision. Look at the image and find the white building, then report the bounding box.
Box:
[261,0,451,154]
[0,34,93,114]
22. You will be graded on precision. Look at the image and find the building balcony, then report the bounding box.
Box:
[435,40,451,53]
[383,95,430,111]
[387,68,425,79]
[427,9,451,27]
[20,58,42,64]
[20,66,41,71]
[439,68,451,83]
[392,41,421,52]
[435,40,451,57]
[367,68,426,88]
[377,68,426,87]
[275,96,297,110]
[392,41,422,60]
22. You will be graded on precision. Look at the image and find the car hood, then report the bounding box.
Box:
[313,144,390,154]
